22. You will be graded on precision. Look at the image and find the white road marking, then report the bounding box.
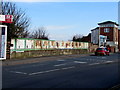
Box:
[97,57,106,59]
[101,57,107,59]
[44,69,60,73]
[104,61,113,63]
[89,63,100,65]
[62,66,75,70]
[10,71,27,75]
[54,64,66,67]
[74,61,86,63]
[57,60,65,62]
[29,69,60,75]
[29,66,76,75]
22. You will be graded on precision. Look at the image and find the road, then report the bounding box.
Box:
[2,53,120,88]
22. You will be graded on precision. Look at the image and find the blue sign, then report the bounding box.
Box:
[0,25,7,60]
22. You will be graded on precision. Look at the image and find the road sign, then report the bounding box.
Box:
[0,15,13,23]
[0,25,7,60]
[0,15,5,21]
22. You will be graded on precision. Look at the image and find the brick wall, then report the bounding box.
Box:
[88,43,99,53]
[9,42,99,59]
[10,49,89,59]
[99,27,114,41]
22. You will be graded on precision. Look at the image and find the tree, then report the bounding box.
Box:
[2,2,30,40]
[72,34,83,41]
[31,27,49,40]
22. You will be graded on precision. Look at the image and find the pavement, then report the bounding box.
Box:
[2,53,91,66]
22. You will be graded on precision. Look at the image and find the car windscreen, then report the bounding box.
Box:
[96,48,104,50]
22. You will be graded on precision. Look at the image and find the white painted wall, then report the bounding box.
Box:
[16,39,25,49]
[26,40,34,49]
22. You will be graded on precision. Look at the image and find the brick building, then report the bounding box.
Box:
[91,21,119,52]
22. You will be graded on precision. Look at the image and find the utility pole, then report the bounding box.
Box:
[0,1,2,90]
[0,0,2,15]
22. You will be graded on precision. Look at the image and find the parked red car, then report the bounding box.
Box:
[95,47,109,56]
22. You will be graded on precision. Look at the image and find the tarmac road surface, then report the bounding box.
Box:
[2,53,120,88]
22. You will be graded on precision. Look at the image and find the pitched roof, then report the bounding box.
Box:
[91,27,99,31]
[98,21,119,26]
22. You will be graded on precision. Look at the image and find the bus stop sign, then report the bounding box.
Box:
[0,25,7,60]
[0,15,13,23]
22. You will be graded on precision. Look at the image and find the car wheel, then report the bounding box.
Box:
[95,52,97,56]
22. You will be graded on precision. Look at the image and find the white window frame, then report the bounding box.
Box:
[104,28,110,33]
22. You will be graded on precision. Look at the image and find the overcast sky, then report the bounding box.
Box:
[10,1,118,41]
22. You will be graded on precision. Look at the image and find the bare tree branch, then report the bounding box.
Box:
[31,27,49,40]
[72,34,83,41]
[2,2,30,40]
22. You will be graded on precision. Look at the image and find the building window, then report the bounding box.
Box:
[104,28,110,33]
[107,36,110,40]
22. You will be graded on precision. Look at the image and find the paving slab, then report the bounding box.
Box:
[2,54,91,66]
